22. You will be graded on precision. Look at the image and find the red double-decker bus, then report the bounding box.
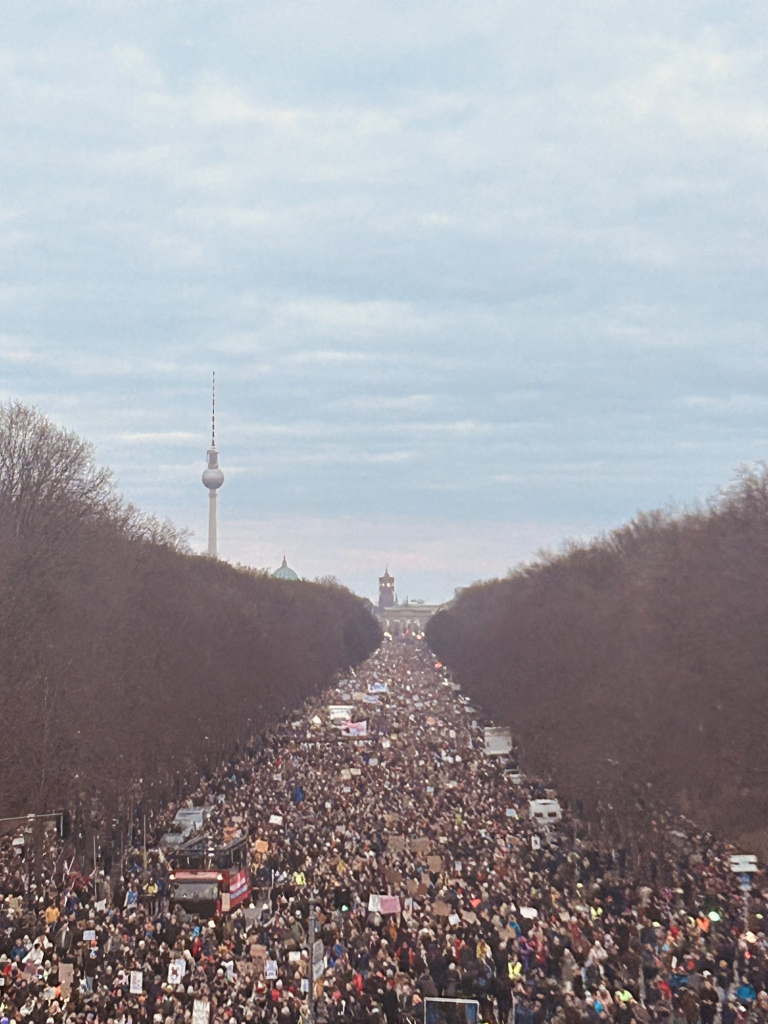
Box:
[169,833,250,918]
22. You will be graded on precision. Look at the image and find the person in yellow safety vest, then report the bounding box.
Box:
[615,988,633,1004]
[293,870,306,886]
[508,958,523,980]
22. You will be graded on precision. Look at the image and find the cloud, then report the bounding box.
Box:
[0,1,766,598]
[113,431,198,443]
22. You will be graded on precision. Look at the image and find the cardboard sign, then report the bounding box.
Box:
[388,835,406,851]
[411,837,430,854]
[59,963,74,999]
[427,856,443,873]
[254,839,269,854]
[431,900,452,917]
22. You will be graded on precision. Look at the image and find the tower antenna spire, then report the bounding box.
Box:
[202,372,224,557]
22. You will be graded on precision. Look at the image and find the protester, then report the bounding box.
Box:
[0,639,766,1024]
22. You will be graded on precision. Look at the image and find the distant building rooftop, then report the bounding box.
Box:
[273,555,299,581]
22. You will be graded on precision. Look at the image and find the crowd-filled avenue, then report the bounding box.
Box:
[1,640,766,1024]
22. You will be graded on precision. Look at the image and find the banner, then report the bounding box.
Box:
[229,868,250,908]
[341,721,368,738]
[368,894,401,914]
[328,705,354,723]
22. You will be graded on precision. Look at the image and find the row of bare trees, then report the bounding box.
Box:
[426,466,768,853]
[0,402,381,838]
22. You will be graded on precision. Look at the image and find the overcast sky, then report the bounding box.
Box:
[1,1,766,603]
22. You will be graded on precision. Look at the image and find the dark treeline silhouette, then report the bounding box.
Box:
[0,402,381,835]
[426,465,768,856]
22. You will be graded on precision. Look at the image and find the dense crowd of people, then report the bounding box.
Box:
[1,639,768,1024]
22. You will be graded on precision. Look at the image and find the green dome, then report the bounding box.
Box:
[273,555,299,581]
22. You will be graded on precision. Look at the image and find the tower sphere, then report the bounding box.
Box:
[202,448,224,490]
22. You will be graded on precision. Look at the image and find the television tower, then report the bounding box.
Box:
[201,372,224,557]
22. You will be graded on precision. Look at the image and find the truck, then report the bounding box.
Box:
[483,726,512,757]
[529,799,563,824]
[168,833,250,918]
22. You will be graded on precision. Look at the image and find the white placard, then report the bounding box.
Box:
[193,1000,210,1024]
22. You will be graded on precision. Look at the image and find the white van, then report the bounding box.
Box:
[529,799,562,823]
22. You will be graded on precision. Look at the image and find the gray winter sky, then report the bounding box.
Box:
[1,1,767,603]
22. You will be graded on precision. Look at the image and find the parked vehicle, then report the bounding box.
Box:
[168,833,250,917]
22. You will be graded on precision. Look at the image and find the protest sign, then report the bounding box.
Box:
[269,814,284,826]
[193,1000,210,1024]
[167,962,184,987]
[168,961,185,985]
[328,705,354,723]
[130,971,143,994]
[410,837,430,854]
[427,856,443,873]
[341,721,368,738]
[369,894,402,914]
[59,963,74,999]
[388,835,406,851]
